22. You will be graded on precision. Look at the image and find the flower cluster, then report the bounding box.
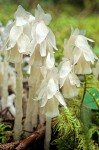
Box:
[4,5,34,63]
[64,28,97,74]
[58,28,97,98]
[1,4,98,150]
[36,67,66,118]
[58,58,80,98]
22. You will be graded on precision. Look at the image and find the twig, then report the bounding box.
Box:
[16,126,45,150]
[0,125,45,150]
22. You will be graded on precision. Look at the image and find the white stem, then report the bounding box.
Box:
[32,101,39,127]
[44,116,51,150]
[24,65,41,136]
[39,105,45,125]
[14,62,23,140]
[24,50,42,136]
[2,51,8,109]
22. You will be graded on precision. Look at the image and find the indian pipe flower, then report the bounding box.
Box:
[58,58,80,98]
[35,66,66,150]
[3,5,34,140]
[64,28,97,74]
[29,4,57,68]
[35,66,66,121]
[4,5,34,63]
[73,35,97,74]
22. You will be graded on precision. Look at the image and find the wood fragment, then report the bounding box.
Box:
[0,126,45,150]
[15,126,45,150]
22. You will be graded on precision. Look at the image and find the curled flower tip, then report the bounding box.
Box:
[35,4,51,25]
[14,5,35,26]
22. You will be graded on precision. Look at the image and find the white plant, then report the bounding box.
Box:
[3,5,34,140]
[24,4,58,135]
[58,58,80,98]
[64,28,97,74]
[1,4,98,150]
[35,67,66,150]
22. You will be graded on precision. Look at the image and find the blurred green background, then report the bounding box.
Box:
[0,0,99,62]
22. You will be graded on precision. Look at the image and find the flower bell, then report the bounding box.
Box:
[29,5,57,68]
[4,5,34,63]
[35,66,66,150]
[59,59,80,98]
[64,28,97,74]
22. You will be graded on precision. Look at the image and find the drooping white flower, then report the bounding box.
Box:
[14,5,34,26]
[58,58,80,98]
[63,28,80,59]
[64,28,97,74]
[35,67,66,117]
[29,5,57,68]
[4,6,35,63]
[74,35,95,64]
[74,52,92,74]
[35,66,66,150]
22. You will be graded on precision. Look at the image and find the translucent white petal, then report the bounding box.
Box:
[63,38,74,59]
[35,4,51,25]
[36,21,49,44]
[75,35,94,51]
[85,37,94,42]
[72,28,80,35]
[14,5,34,26]
[4,21,14,38]
[62,79,78,98]
[43,14,52,25]
[29,39,37,55]
[47,29,58,50]
[15,17,27,26]
[69,72,80,87]
[46,52,55,68]
[59,60,71,78]
[83,49,95,64]
[40,41,46,56]
[55,91,66,107]
[42,98,59,118]
[7,45,23,63]
[36,84,47,101]
[14,5,26,18]
[28,14,35,23]
[74,55,92,74]
[47,78,57,99]
[59,77,66,88]
[73,48,82,65]
[9,25,23,47]
[35,4,44,21]
[31,23,37,39]
[23,23,32,39]
[41,96,48,107]
[17,33,30,53]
